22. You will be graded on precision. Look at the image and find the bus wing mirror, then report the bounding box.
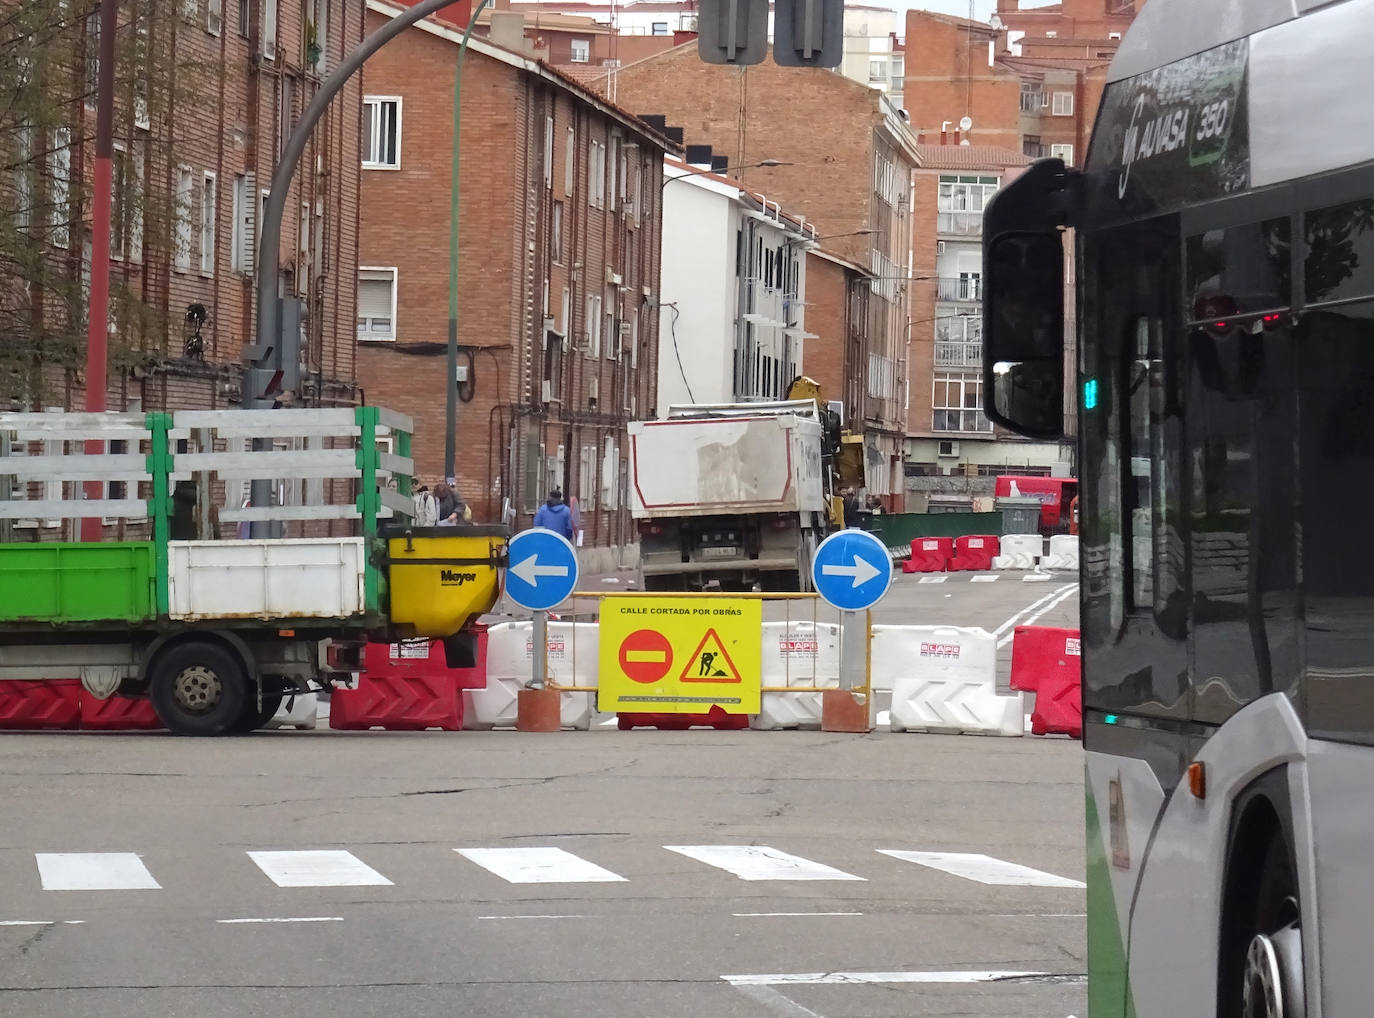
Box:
[983,230,1065,440]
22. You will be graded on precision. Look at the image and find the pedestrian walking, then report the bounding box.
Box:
[533,488,575,541]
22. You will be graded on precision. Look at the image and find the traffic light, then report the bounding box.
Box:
[773,0,843,68]
[697,0,768,65]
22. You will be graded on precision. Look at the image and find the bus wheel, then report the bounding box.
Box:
[149,642,248,737]
[1240,838,1304,1018]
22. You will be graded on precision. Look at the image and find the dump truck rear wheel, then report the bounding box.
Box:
[149,642,248,737]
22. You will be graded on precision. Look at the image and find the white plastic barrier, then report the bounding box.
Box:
[992,533,1045,570]
[464,621,596,730]
[265,690,318,730]
[1040,534,1080,571]
[751,622,841,731]
[872,624,1023,736]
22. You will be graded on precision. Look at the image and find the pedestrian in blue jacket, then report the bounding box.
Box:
[533,488,575,541]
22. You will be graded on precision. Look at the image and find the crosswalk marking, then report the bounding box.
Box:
[36,853,161,891]
[666,845,864,881]
[455,847,626,883]
[917,575,948,584]
[1023,573,1053,582]
[970,574,1000,583]
[877,850,1085,888]
[247,850,393,888]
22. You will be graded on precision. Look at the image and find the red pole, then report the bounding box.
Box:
[81,0,118,542]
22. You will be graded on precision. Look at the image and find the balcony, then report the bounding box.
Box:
[934,341,982,369]
[935,276,982,303]
[936,212,983,237]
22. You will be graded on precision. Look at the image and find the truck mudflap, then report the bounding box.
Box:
[382,524,509,639]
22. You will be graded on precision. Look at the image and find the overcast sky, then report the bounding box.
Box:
[901,0,997,18]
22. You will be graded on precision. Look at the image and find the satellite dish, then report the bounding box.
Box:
[959,115,974,132]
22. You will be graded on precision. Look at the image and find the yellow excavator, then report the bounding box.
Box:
[785,376,866,529]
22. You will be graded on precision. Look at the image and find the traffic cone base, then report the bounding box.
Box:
[821,689,872,733]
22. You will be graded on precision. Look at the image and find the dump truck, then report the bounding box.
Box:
[0,407,507,736]
[628,399,834,592]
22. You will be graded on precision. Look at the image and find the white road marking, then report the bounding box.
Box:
[988,913,1087,918]
[970,574,999,582]
[1023,572,1053,582]
[732,912,863,917]
[878,850,1085,888]
[477,914,591,920]
[456,847,626,883]
[216,917,345,924]
[998,585,1079,649]
[917,575,948,584]
[247,850,393,888]
[992,583,1077,640]
[36,853,160,891]
[733,982,830,1017]
[0,920,85,926]
[666,845,864,881]
[724,970,1052,986]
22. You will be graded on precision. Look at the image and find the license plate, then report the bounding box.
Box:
[700,546,739,559]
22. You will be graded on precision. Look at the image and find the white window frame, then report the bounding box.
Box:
[357,266,398,342]
[564,126,575,194]
[604,289,616,361]
[588,295,602,357]
[206,0,222,33]
[551,200,563,262]
[1051,91,1074,116]
[570,38,590,63]
[608,137,619,212]
[560,287,571,338]
[199,171,217,275]
[543,115,554,188]
[1050,143,1075,164]
[230,173,247,273]
[362,96,402,170]
[261,0,277,59]
[578,445,596,511]
[174,165,194,271]
[50,128,71,248]
[932,372,993,434]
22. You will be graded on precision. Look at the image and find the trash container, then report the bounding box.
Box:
[927,495,974,515]
[996,496,1042,535]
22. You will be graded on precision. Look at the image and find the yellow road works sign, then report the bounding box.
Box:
[598,597,762,714]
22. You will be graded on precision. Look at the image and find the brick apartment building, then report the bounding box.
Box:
[357,1,675,556]
[606,43,919,509]
[899,0,1140,494]
[1,0,363,417]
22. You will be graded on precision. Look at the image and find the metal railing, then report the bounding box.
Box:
[934,341,983,369]
[935,277,982,302]
[936,212,983,236]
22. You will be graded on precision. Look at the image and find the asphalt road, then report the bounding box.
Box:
[0,572,1085,1018]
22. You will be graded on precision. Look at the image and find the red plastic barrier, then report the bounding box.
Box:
[0,679,82,730]
[903,537,953,573]
[79,692,163,731]
[330,673,463,731]
[951,534,1000,572]
[361,624,489,692]
[1010,626,1082,737]
[617,705,748,731]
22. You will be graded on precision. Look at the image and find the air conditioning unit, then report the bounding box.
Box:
[937,440,960,458]
[621,196,635,217]
[936,241,946,254]
[606,268,623,286]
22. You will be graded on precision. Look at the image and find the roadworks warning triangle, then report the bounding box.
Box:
[679,628,743,684]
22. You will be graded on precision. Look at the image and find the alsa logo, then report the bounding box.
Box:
[920,642,960,659]
[440,569,478,586]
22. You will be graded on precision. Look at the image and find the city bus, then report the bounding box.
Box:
[981,2,1374,1016]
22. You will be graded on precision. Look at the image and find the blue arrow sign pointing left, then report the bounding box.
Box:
[504,528,579,612]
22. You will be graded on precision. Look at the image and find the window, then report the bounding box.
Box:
[651,20,669,34]
[1050,143,1074,164]
[306,0,327,71]
[543,322,563,397]
[262,0,277,59]
[1051,91,1074,116]
[199,172,216,275]
[578,446,596,511]
[297,201,309,295]
[1020,81,1046,113]
[231,172,253,273]
[560,287,570,335]
[237,0,249,37]
[278,75,296,159]
[551,201,564,261]
[50,129,71,247]
[564,126,575,194]
[84,14,99,106]
[868,59,887,82]
[570,38,590,62]
[543,115,554,188]
[589,142,606,209]
[1022,135,1045,159]
[932,373,992,432]
[604,287,616,360]
[357,267,397,341]
[586,295,601,357]
[608,137,619,212]
[206,0,222,34]
[111,146,129,260]
[363,97,401,169]
[174,165,194,271]
[601,436,620,508]
[937,175,998,235]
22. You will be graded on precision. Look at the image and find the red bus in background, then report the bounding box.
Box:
[993,475,1079,531]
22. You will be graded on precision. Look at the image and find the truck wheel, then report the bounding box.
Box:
[231,684,285,734]
[149,642,248,737]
